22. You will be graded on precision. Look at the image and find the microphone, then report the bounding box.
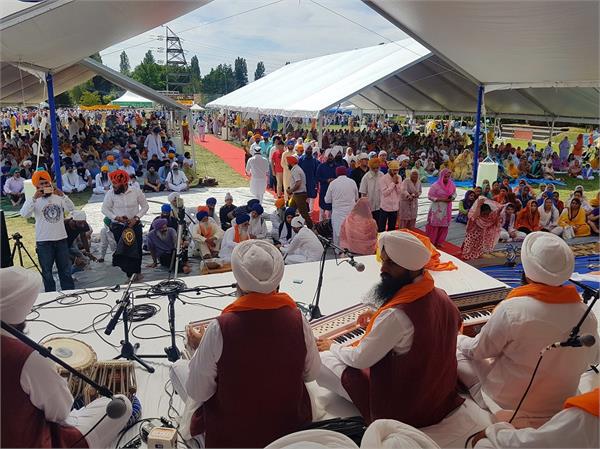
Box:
[106,396,128,419]
[549,334,596,349]
[347,258,365,272]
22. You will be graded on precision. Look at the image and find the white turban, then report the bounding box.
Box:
[0,267,42,324]
[231,240,284,294]
[265,429,358,449]
[225,192,233,201]
[331,145,343,157]
[521,232,574,286]
[398,155,409,163]
[71,210,86,221]
[378,231,430,271]
[168,192,180,203]
[359,152,369,160]
[291,216,305,228]
[362,419,440,449]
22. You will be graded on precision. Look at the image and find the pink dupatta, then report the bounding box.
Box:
[339,197,378,255]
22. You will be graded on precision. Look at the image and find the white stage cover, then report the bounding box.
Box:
[25,252,600,447]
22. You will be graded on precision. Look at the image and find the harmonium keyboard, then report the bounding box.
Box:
[183,286,510,357]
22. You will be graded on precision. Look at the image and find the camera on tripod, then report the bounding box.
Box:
[11,232,23,240]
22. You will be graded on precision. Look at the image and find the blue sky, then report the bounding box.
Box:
[101,0,407,77]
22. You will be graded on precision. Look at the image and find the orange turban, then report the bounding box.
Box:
[109,169,129,186]
[275,197,286,209]
[31,170,52,187]
[254,134,261,141]
[197,205,209,213]
[368,158,380,169]
[286,156,298,166]
[107,155,115,162]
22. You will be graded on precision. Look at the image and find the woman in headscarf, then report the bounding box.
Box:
[515,199,541,234]
[413,159,428,183]
[461,197,505,260]
[456,190,475,224]
[558,198,591,240]
[538,196,562,236]
[275,207,297,246]
[398,169,422,229]
[339,197,378,255]
[426,168,456,246]
[507,160,520,179]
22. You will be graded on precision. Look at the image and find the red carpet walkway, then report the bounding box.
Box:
[194,134,248,178]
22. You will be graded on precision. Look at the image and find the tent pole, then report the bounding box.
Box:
[45,72,62,190]
[549,118,555,143]
[472,84,484,188]
[317,112,323,148]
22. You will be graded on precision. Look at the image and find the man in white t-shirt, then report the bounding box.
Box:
[20,170,75,292]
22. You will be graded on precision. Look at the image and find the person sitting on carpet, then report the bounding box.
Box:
[316,231,464,427]
[499,203,525,242]
[150,204,178,231]
[461,197,505,260]
[183,161,200,188]
[274,206,296,247]
[587,193,599,235]
[339,197,378,255]
[165,162,188,192]
[248,203,268,239]
[174,240,319,447]
[205,197,218,222]
[191,207,223,259]
[219,213,251,263]
[142,165,164,193]
[0,266,133,448]
[456,190,475,224]
[3,167,24,206]
[557,197,591,239]
[538,197,562,235]
[515,200,541,234]
[457,232,599,428]
[219,192,236,231]
[146,218,191,274]
[281,216,323,264]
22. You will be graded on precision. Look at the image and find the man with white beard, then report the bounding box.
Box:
[165,162,189,192]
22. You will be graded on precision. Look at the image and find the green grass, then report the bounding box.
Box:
[2,190,91,268]
[188,144,248,188]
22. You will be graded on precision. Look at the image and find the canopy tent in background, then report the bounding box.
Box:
[190,103,205,111]
[110,91,154,108]
[206,40,599,124]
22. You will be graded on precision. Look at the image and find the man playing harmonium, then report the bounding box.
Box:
[176,240,320,447]
[457,232,599,428]
[316,230,464,427]
[0,266,132,448]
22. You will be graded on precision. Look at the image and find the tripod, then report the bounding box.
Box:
[10,232,41,274]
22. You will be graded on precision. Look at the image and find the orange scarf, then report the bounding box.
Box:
[403,229,458,271]
[353,271,435,346]
[200,222,213,239]
[506,283,582,304]
[563,388,599,417]
[222,292,297,314]
[233,224,248,243]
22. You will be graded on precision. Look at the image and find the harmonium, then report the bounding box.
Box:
[183,286,509,357]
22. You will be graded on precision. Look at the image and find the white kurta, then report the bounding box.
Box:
[218,226,248,263]
[457,296,599,426]
[3,332,132,448]
[475,406,598,448]
[359,171,384,212]
[144,133,163,160]
[191,217,224,257]
[324,176,358,245]
[246,155,270,203]
[317,307,415,401]
[166,170,189,192]
[62,171,87,193]
[93,174,111,194]
[248,216,268,240]
[282,227,323,264]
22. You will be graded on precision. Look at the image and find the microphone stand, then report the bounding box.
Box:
[567,279,599,344]
[311,235,360,321]
[107,274,160,373]
[1,320,114,400]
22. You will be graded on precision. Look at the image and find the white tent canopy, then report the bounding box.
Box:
[110,91,153,107]
[364,0,600,91]
[207,40,599,124]
[190,103,205,111]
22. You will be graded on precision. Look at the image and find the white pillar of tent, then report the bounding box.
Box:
[317,112,323,148]
[223,109,229,141]
[549,118,555,142]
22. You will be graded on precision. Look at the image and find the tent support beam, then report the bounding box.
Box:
[393,75,449,112]
[514,89,555,118]
[358,94,385,113]
[45,72,62,189]
[317,112,323,148]
[549,118,555,142]
[472,85,484,188]
[372,86,414,114]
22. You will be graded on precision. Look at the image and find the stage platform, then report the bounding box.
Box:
[23,251,598,447]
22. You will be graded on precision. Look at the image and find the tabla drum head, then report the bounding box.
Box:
[42,337,96,369]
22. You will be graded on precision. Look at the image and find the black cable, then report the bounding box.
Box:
[129,304,158,322]
[509,352,545,424]
[70,413,108,448]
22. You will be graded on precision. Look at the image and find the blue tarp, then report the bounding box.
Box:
[426,176,566,189]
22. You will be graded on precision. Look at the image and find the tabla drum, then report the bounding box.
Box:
[42,337,97,399]
[83,360,137,405]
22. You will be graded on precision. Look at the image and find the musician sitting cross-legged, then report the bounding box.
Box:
[457,232,599,428]
[315,230,464,427]
[0,267,133,448]
[172,240,320,448]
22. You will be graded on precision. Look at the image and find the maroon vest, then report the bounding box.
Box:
[190,308,312,447]
[341,287,464,427]
[1,336,87,448]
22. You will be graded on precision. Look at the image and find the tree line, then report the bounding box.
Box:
[57,50,267,107]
